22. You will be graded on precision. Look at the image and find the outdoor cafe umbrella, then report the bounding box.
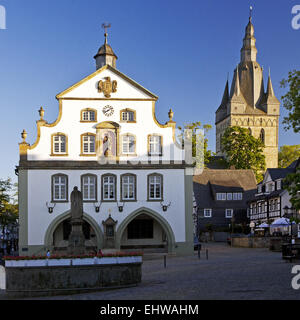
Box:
[258,222,269,228]
[270,217,295,227]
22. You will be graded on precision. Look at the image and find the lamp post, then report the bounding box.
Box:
[284,205,295,242]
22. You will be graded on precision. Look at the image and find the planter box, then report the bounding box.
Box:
[47,259,71,267]
[72,258,95,266]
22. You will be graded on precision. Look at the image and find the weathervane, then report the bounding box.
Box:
[102,23,111,43]
[249,5,253,21]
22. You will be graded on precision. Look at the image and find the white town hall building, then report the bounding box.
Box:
[17,31,194,256]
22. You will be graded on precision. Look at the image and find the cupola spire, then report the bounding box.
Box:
[240,6,257,62]
[94,23,118,70]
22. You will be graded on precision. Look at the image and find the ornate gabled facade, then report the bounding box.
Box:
[17,32,194,256]
[216,15,280,169]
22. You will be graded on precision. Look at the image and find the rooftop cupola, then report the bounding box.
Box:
[94,23,118,70]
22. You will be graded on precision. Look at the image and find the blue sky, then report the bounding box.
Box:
[0,0,299,183]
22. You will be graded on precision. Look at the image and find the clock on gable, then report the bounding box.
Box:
[102,105,114,117]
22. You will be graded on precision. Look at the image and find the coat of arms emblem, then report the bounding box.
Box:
[98,77,117,98]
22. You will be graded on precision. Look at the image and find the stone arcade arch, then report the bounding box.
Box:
[115,207,176,253]
[44,211,104,251]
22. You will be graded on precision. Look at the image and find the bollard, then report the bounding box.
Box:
[164,255,167,268]
[206,249,208,260]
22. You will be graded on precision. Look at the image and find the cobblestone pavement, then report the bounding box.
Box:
[2,243,300,300]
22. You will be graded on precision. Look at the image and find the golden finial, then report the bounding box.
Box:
[168,108,174,121]
[249,5,253,21]
[39,106,45,120]
[21,129,27,143]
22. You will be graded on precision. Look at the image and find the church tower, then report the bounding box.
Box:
[215,13,280,169]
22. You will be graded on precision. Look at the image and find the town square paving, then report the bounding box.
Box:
[1,243,300,300]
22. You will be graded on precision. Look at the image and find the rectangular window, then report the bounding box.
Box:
[102,175,116,201]
[122,175,136,200]
[225,209,233,218]
[53,175,67,201]
[122,111,134,122]
[217,193,226,200]
[227,193,232,200]
[82,110,95,121]
[122,135,135,154]
[83,135,95,154]
[238,193,243,200]
[149,135,162,156]
[277,180,281,190]
[204,209,212,218]
[82,175,96,201]
[149,175,162,200]
[53,135,66,154]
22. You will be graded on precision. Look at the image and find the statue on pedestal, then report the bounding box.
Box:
[68,186,86,255]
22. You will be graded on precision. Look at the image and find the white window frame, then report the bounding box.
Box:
[238,193,243,200]
[82,135,95,154]
[122,135,135,154]
[276,180,281,190]
[149,135,162,156]
[53,135,66,154]
[227,193,232,200]
[121,175,136,201]
[148,175,162,200]
[204,208,212,218]
[82,175,96,201]
[225,209,233,218]
[217,193,226,201]
[122,111,134,122]
[52,175,67,201]
[102,175,116,201]
[82,110,95,121]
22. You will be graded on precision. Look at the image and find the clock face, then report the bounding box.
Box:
[102,105,114,117]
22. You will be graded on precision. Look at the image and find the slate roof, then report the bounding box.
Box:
[193,169,257,209]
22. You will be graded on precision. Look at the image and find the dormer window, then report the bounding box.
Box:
[81,108,97,122]
[257,185,262,194]
[276,180,281,190]
[120,109,136,122]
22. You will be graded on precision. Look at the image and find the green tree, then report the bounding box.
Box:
[221,126,266,181]
[278,145,300,168]
[280,70,300,133]
[284,167,300,211]
[0,178,19,236]
[178,122,213,167]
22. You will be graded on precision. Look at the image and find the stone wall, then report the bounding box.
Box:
[232,237,270,248]
[6,263,142,298]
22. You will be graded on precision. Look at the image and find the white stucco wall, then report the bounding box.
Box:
[27,169,186,246]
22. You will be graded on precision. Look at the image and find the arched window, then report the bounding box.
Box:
[81,133,96,155]
[147,173,163,201]
[260,129,265,144]
[80,108,97,122]
[121,174,136,201]
[148,134,163,156]
[120,108,136,122]
[51,133,68,156]
[121,134,136,155]
[101,174,117,201]
[52,174,68,202]
[81,174,97,201]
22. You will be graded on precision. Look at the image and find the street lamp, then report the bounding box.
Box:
[284,205,295,241]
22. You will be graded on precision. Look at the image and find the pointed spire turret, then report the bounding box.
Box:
[229,66,246,104]
[265,69,280,104]
[220,79,229,106]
